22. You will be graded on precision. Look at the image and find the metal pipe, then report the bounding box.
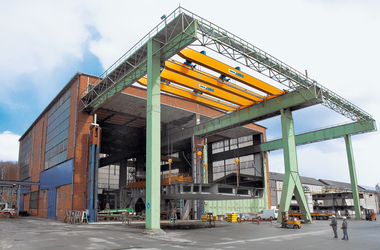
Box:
[94,144,99,222]
[17,185,21,215]
[89,144,95,222]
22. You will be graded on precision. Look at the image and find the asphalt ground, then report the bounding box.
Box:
[0,216,379,250]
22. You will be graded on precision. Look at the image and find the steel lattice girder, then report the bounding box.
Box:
[261,119,377,152]
[183,10,373,122]
[80,13,198,112]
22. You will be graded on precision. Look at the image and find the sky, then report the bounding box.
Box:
[0,0,379,187]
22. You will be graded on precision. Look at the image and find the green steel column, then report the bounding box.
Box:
[344,134,362,219]
[203,142,208,183]
[262,152,269,209]
[146,38,161,230]
[277,109,312,222]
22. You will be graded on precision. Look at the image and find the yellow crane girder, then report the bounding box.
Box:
[160,69,254,106]
[178,48,285,96]
[136,77,238,111]
[165,60,265,102]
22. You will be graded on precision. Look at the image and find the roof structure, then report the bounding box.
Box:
[270,172,369,191]
[269,172,324,186]
[319,179,366,192]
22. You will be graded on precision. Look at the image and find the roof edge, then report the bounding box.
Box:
[19,72,100,141]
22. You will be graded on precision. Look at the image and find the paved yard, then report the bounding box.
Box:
[0,217,379,250]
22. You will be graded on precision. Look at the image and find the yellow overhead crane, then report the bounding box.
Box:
[165,60,265,102]
[160,69,254,106]
[136,77,238,111]
[135,48,285,112]
[178,48,285,96]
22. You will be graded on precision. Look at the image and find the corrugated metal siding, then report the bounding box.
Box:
[47,187,57,219]
[206,198,267,215]
[40,159,73,190]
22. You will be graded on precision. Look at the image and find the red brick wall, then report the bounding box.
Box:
[71,75,97,211]
[23,194,29,211]
[38,190,48,218]
[56,184,72,220]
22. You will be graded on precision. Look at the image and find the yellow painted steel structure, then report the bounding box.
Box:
[136,77,237,111]
[178,48,285,96]
[165,60,265,102]
[160,69,254,106]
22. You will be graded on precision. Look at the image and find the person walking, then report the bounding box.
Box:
[341,216,349,241]
[330,215,338,238]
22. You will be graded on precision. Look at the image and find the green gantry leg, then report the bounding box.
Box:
[262,152,269,209]
[344,134,362,219]
[277,109,312,223]
[203,142,208,183]
[146,38,161,230]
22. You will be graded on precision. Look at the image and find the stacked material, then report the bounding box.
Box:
[227,213,237,222]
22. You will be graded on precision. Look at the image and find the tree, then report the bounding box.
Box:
[0,161,18,181]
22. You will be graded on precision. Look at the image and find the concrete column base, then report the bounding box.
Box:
[142,229,167,235]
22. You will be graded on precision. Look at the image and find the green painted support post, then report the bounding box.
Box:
[145,38,162,231]
[344,134,362,219]
[262,152,269,209]
[203,141,208,184]
[277,109,312,223]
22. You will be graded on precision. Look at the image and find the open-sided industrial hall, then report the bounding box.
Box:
[10,6,378,236]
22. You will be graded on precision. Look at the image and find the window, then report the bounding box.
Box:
[44,89,71,169]
[29,191,39,210]
[19,131,32,180]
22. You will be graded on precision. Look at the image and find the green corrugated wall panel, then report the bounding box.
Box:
[206,198,266,215]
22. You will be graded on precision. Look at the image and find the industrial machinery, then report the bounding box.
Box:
[0,202,16,218]
[281,211,301,229]
[299,211,334,220]
[364,208,376,221]
[98,207,134,221]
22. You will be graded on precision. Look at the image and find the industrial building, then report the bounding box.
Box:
[11,7,377,232]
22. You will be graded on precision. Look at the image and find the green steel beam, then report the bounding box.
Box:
[145,39,161,230]
[167,86,322,145]
[261,120,377,152]
[278,109,311,223]
[344,134,362,219]
[81,17,197,112]
[193,86,322,137]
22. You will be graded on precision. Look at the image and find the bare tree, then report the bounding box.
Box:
[0,161,18,181]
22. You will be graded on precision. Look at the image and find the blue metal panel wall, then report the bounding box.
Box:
[47,187,57,218]
[20,195,24,211]
[40,159,73,190]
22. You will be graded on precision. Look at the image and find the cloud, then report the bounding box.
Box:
[0,1,90,77]
[0,131,20,162]
[0,1,93,107]
[0,0,378,188]
[267,134,379,188]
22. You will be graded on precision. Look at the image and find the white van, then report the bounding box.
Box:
[257,209,278,220]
